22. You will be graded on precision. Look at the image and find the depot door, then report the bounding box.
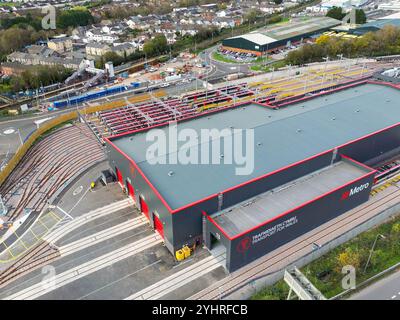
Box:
[126,181,135,199]
[115,167,123,185]
[140,196,149,219]
[153,213,164,238]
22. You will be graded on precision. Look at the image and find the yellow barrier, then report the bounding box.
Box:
[259,84,273,90]
[249,81,264,88]
[270,88,283,94]
[81,90,167,115]
[0,111,78,187]
[277,92,295,100]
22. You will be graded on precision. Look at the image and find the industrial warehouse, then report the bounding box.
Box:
[106,82,400,272]
[221,16,342,55]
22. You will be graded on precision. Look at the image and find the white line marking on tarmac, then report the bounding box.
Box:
[77,260,162,300]
[125,247,226,300]
[1,225,147,297]
[56,206,74,220]
[67,187,90,215]
[3,234,162,300]
[59,216,147,257]
[44,199,133,243]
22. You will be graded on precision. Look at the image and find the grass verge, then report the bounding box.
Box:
[252,212,400,300]
[250,60,287,72]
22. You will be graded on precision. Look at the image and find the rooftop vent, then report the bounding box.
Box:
[168,171,174,176]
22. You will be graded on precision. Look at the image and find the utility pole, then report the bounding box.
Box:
[322,56,329,85]
[364,234,385,273]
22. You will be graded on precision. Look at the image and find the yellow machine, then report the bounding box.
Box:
[182,245,191,258]
[175,245,192,261]
[175,249,185,261]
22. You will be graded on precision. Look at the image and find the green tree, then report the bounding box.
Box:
[143,34,168,57]
[244,9,261,24]
[102,51,124,66]
[57,7,94,29]
[326,6,345,21]
[274,0,283,4]
[355,9,367,24]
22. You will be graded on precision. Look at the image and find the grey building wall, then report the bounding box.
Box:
[107,144,175,252]
[107,121,400,261]
[206,171,375,272]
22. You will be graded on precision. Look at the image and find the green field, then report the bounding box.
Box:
[250,60,287,72]
[0,2,17,7]
[252,212,400,300]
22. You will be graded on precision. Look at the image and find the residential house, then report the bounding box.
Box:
[86,43,111,57]
[47,36,73,53]
[111,43,135,58]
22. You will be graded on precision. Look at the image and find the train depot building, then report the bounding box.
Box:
[106,82,400,272]
[221,16,341,56]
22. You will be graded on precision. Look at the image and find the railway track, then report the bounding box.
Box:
[189,184,400,300]
[0,123,106,222]
[0,199,134,288]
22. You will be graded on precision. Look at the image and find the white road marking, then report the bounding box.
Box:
[56,206,74,220]
[125,247,226,300]
[3,233,162,300]
[77,259,162,300]
[67,187,90,214]
[72,186,83,196]
[44,198,133,243]
[59,216,147,257]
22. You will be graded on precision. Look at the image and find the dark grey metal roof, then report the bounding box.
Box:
[211,160,370,238]
[225,16,341,44]
[110,83,400,210]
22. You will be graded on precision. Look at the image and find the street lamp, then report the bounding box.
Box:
[363,234,386,273]
[321,56,329,85]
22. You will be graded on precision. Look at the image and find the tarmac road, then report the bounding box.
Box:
[200,46,251,82]
[350,270,400,300]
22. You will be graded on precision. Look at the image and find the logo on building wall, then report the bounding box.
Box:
[237,237,251,253]
[341,182,370,200]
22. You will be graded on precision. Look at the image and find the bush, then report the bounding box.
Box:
[285,25,400,65]
[57,7,94,29]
